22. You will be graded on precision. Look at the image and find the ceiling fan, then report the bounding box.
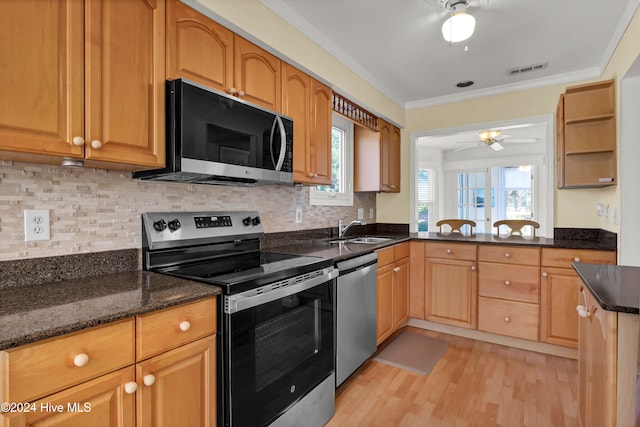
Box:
[454,129,539,152]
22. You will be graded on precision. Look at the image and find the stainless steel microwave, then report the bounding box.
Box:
[134,79,293,186]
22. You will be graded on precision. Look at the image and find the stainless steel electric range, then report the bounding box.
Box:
[141,211,337,427]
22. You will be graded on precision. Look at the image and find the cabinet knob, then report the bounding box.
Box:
[143,374,156,386]
[228,87,237,95]
[446,249,452,254]
[73,353,89,367]
[470,265,476,271]
[72,136,85,146]
[504,280,511,286]
[576,305,590,318]
[179,320,191,332]
[238,90,245,97]
[124,382,138,394]
[542,272,548,277]
[504,316,511,323]
[90,140,103,150]
[393,267,401,272]
[574,257,581,263]
[504,252,511,258]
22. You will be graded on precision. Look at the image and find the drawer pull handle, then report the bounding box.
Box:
[504,316,511,323]
[179,321,191,332]
[542,272,548,277]
[446,249,452,254]
[124,382,138,394]
[576,305,590,318]
[143,374,156,386]
[73,353,89,367]
[504,280,511,286]
[393,267,401,272]
[574,257,581,263]
[504,253,511,258]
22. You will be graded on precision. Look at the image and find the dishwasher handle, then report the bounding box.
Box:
[335,252,378,276]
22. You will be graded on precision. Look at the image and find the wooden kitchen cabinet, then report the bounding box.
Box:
[376,242,410,344]
[233,36,281,112]
[409,241,426,319]
[354,119,401,193]
[558,79,616,188]
[0,0,165,170]
[540,248,616,348]
[477,245,540,341]
[0,297,217,427]
[282,64,332,185]
[578,284,617,427]
[425,242,477,329]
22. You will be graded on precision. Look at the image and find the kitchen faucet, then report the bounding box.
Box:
[338,215,366,239]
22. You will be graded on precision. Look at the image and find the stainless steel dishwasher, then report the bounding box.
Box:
[335,251,378,386]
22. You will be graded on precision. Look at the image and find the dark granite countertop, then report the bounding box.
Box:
[0,270,221,350]
[410,232,616,250]
[573,263,640,314]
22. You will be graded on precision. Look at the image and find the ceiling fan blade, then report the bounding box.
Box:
[490,142,504,151]
[503,138,539,143]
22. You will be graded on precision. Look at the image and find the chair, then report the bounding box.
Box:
[493,219,540,237]
[436,219,476,234]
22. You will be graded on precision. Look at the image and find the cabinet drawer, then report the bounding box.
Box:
[478,245,540,266]
[478,263,540,303]
[478,297,539,341]
[1,319,135,403]
[136,297,216,361]
[377,246,395,267]
[541,248,616,268]
[425,242,477,261]
[394,242,410,260]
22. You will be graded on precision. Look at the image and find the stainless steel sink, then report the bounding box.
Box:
[328,236,393,245]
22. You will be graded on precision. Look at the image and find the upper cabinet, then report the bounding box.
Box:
[0,0,166,170]
[282,64,332,185]
[557,79,616,188]
[167,0,281,112]
[354,119,401,193]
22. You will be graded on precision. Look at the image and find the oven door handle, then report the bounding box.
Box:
[225,268,338,313]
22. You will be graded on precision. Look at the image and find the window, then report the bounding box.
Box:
[453,165,534,235]
[417,168,433,231]
[310,113,353,206]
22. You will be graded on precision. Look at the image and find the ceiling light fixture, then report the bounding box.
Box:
[478,130,501,141]
[441,0,476,43]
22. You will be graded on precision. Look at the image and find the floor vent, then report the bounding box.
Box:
[507,62,548,76]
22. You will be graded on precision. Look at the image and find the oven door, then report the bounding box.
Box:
[221,269,336,427]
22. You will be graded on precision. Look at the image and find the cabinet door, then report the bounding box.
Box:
[309,81,332,185]
[540,267,579,348]
[409,242,425,319]
[388,125,401,192]
[166,0,234,93]
[376,264,394,345]
[137,336,216,427]
[0,367,135,427]
[379,121,393,192]
[425,258,477,329]
[393,257,409,329]
[234,36,281,111]
[282,64,312,183]
[85,0,165,168]
[0,0,84,159]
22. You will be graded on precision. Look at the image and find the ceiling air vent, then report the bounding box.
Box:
[507,62,548,76]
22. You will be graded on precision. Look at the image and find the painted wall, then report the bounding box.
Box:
[396,7,640,231]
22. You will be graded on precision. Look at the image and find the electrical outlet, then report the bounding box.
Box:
[24,209,50,241]
[357,208,364,220]
[295,208,303,224]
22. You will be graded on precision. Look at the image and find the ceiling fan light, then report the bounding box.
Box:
[442,10,476,43]
[478,130,501,141]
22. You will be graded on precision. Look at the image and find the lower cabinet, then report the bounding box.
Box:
[0,297,217,427]
[424,242,478,329]
[376,242,409,344]
[541,248,617,348]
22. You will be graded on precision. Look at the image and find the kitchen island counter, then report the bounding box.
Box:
[573,263,640,313]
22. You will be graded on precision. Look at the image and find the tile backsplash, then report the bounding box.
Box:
[0,161,375,261]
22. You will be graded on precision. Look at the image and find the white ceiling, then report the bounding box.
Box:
[261,0,639,109]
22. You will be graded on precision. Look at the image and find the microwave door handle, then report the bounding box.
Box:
[270,116,287,171]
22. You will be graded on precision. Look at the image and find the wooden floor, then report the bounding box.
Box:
[327,327,579,427]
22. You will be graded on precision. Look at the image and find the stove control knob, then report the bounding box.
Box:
[251,216,261,226]
[242,216,252,226]
[168,219,181,232]
[153,219,167,232]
